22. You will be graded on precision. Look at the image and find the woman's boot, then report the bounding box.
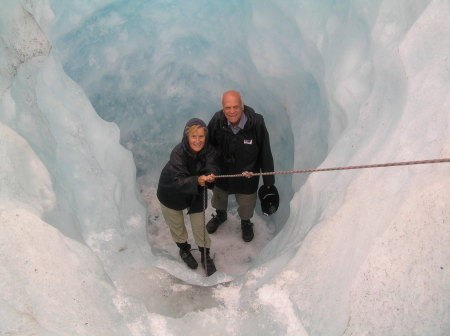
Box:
[198,247,216,276]
[177,242,198,269]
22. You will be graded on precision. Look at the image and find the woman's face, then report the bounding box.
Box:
[188,127,206,152]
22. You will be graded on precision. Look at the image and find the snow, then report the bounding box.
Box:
[1,0,449,335]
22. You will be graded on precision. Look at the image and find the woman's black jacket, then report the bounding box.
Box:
[207,105,275,194]
[157,122,220,214]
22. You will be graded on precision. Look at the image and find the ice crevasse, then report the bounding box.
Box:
[0,0,449,335]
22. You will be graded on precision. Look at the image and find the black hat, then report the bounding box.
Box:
[258,185,279,216]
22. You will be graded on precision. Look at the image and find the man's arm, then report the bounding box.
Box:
[258,117,275,186]
[207,112,219,147]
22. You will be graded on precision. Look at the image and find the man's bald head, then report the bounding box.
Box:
[221,91,244,127]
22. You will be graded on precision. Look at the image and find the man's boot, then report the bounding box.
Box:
[177,242,198,269]
[241,220,254,242]
[206,210,227,234]
[199,247,217,276]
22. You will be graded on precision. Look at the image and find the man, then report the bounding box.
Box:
[206,90,275,242]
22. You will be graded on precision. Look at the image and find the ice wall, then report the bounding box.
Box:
[1,0,449,335]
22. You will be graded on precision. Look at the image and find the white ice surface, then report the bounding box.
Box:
[1,0,449,335]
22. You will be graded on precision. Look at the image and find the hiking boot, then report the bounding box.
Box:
[206,210,227,234]
[241,220,254,242]
[177,242,198,269]
[199,247,216,276]
[179,249,198,269]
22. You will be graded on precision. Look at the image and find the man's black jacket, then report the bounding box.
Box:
[207,105,275,194]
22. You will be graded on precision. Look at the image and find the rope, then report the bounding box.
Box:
[202,186,208,276]
[214,158,450,179]
[199,157,448,276]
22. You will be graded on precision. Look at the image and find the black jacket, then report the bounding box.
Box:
[157,118,220,214]
[207,105,275,194]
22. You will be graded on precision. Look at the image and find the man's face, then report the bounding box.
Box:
[222,94,243,126]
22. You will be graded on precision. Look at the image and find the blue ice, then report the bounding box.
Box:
[0,0,449,335]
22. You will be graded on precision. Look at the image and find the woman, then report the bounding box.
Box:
[157,118,219,276]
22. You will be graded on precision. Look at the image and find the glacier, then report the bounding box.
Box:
[0,0,449,335]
